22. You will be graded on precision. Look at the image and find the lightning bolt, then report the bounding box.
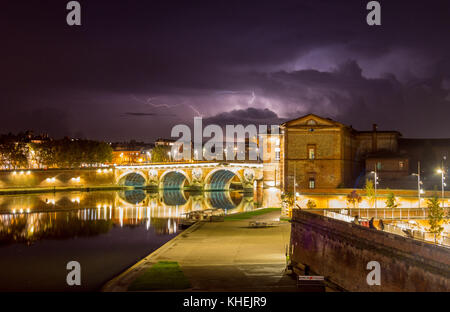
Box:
[215,90,256,105]
[130,94,202,117]
[249,91,256,105]
[189,105,203,117]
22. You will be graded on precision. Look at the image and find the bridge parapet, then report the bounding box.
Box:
[114,162,263,191]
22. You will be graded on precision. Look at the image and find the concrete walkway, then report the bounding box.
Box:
[103,210,299,291]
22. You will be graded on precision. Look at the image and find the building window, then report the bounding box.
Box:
[309,178,315,189]
[377,162,382,170]
[275,147,280,161]
[308,145,316,160]
[399,161,404,169]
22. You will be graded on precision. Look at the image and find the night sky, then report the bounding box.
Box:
[1,0,450,141]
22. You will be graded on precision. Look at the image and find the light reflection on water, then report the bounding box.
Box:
[0,189,268,244]
[0,189,273,291]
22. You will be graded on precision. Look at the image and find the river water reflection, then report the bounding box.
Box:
[0,189,274,291]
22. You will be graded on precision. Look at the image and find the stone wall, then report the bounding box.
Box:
[0,168,115,190]
[290,209,450,291]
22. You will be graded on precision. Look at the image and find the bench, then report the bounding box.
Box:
[248,221,268,228]
[248,220,282,228]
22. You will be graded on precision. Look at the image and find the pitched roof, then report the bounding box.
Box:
[281,113,348,128]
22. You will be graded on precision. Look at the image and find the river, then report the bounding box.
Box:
[0,188,275,291]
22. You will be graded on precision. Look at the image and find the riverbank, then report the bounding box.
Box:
[0,185,128,196]
[102,208,302,292]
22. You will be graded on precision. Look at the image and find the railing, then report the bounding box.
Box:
[320,209,450,248]
[308,207,450,220]
[384,223,450,248]
[115,161,264,169]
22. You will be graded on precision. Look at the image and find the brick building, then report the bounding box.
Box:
[271,114,401,192]
[268,113,449,192]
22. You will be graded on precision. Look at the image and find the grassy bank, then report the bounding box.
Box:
[128,261,191,291]
[224,208,281,220]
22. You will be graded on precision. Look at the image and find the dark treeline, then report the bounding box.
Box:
[0,133,112,169]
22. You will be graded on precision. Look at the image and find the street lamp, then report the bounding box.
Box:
[293,163,297,209]
[371,165,379,218]
[437,156,446,208]
[412,161,423,210]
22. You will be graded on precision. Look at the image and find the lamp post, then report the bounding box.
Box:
[293,163,297,209]
[371,165,379,218]
[412,161,423,214]
[437,156,446,208]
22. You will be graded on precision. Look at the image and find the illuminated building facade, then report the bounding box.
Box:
[275,114,449,192]
[276,114,409,192]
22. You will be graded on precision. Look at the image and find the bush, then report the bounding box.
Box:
[306,199,317,209]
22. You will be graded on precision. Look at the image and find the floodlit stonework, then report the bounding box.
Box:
[267,114,401,192]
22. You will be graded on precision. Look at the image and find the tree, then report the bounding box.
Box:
[365,179,375,208]
[306,199,317,209]
[30,142,55,168]
[385,191,399,209]
[30,139,112,168]
[281,192,295,216]
[91,141,113,164]
[0,142,28,169]
[151,146,170,163]
[427,193,444,243]
[346,190,362,209]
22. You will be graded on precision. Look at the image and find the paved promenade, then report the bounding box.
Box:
[103,210,298,291]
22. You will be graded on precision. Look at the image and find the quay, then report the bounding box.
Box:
[102,209,302,292]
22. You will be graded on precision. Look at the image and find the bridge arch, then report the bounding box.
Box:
[117,189,147,205]
[117,171,147,187]
[159,169,191,189]
[204,168,243,191]
[205,191,243,210]
[160,189,189,206]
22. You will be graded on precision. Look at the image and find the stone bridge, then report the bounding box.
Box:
[114,162,263,191]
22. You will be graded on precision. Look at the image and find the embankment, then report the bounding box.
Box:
[290,209,450,291]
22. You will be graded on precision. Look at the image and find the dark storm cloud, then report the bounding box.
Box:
[0,107,72,138]
[124,112,158,116]
[204,108,286,126]
[123,111,176,117]
[249,60,450,134]
[1,0,449,140]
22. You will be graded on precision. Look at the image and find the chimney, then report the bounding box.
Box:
[372,124,378,152]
